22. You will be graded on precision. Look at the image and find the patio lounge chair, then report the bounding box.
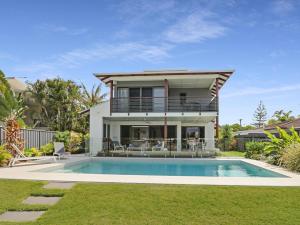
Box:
[53,142,71,160]
[152,141,167,151]
[8,144,56,167]
[112,141,125,151]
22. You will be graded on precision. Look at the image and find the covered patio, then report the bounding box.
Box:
[99,114,217,156]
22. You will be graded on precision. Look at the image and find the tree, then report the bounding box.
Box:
[81,83,106,109]
[0,71,24,121]
[272,110,294,123]
[253,101,267,128]
[26,78,84,132]
[0,70,26,156]
[220,124,233,151]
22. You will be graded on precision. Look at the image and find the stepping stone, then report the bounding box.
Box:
[0,211,45,222]
[23,196,61,205]
[43,182,75,189]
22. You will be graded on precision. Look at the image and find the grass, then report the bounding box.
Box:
[218,151,246,157]
[0,179,299,225]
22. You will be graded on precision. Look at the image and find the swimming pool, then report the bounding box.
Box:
[44,159,287,177]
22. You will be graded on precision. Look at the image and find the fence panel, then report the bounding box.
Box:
[0,126,56,149]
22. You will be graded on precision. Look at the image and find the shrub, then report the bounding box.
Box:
[54,131,83,153]
[264,127,300,165]
[280,143,300,172]
[245,141,266,160]
[40,143,54,155]
[54,131,70,143]
[24,147,42,157]
[68,132,83,153]
[0,145,12,166]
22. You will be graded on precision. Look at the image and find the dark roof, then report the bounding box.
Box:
[265,118,300,130]
[94,69,235,97]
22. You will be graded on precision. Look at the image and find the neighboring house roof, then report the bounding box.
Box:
[264,118,300,131]
[6,77,27,93]
[234,119,300,138]
[234,129,265,137]
[94,69,234,96]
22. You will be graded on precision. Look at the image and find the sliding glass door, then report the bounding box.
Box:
[153,87,164,112]
[117,88,129,112]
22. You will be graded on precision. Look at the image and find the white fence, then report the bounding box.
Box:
[0,126,56,149]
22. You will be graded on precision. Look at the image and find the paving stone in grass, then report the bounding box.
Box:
[0,211,45,222]
[43,182,75,189]
[23,196,61,205]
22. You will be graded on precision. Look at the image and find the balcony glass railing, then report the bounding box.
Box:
[111,97,217,113]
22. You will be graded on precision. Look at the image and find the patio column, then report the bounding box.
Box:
[164,79,168,142]
[109,81,113,115]
[215,78,220,140]
[176,122,181,151]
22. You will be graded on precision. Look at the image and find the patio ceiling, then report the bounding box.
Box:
[104,115,215,123]
[94,69,234,94]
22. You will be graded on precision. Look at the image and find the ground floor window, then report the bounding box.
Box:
[120,125,176,147]
[181,126,205,150]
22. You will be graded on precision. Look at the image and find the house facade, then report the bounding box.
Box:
[89,70,234,156]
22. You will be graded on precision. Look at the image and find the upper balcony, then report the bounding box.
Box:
[111,96,217,113]
[94,69,234,115]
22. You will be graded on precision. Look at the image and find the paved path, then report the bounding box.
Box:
[0,181,76,222]
[43,181,76,189]
[23,196,62,205]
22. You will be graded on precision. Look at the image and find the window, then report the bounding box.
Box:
[182,126,205,139]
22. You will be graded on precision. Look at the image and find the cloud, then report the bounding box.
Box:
[14,42,172,74]
[36,24,88,35]
[57,42,172,67]
[223,84,300,98]
[271,0,295,15]
[164,12,226,43]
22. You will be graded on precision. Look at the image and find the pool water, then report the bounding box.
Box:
[45,159,286,177]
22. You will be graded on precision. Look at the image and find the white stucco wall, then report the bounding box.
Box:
[90,101,216,155]
[89,101,109,156]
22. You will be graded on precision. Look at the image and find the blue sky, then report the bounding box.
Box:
[1,0,300,125]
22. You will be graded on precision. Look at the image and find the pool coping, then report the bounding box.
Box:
[0,157,299,186]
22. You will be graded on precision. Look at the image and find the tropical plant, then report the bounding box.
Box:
[54,131,70,143]
[0,145,12,166]
[280,143,300,172]
[0,70,26,156]
[81,83,106,109]
[0,70,25,121]
[68,132,83,153]
[264,127,300,165]
[272,110,294,123]
[54,131,83,153]
[253,101,267,128]
[220,125,233,151]
[24,147,42,157]
[245,141,266,160]
[40,143,54,155]
[26,78,84,131]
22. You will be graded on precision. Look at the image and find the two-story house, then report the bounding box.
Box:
[89,69,234,156]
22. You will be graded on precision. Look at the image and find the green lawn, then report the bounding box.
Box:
[0,179,300,225]
[218,151,246,157]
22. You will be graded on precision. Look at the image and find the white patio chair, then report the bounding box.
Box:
[152,141,167,151]
[53,142,71,160]
[112,141,125,151]
[8,144,56,167]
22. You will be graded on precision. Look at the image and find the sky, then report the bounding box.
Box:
[1,0,300,125]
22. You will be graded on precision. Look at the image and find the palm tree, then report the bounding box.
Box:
[81,83,107,109]
[0,70,26,156]
[273,110,293,122]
